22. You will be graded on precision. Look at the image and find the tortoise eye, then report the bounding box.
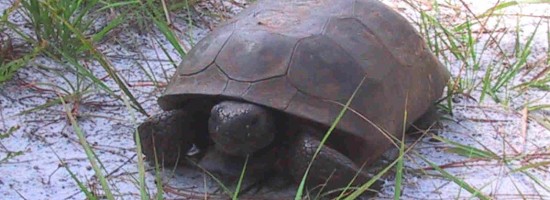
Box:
[250,117,260,127]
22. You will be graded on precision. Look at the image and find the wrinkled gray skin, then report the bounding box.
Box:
[208,101,276,156]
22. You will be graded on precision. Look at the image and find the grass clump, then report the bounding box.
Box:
[393,0,550,199]
[19,0,121,58]
[0,126,23,163]
[0,32,42,84]
[3,0,150,115]
[415,0,550,107]
[60,94,115,200]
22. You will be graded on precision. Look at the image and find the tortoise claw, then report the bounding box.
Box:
[288,131,383,196]
[197,146,279,181]
[137,110,199,166]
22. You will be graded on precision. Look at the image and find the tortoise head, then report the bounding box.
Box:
[208,100,276,157]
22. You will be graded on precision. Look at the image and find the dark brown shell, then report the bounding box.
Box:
[159,0,450,165]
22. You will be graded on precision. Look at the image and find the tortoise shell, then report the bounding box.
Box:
[158,0,450,166]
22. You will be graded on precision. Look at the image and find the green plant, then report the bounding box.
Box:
[0,126,24,163]
[5,0,150,115]
[59,93,115,200]
[0,34,43,84]
[415,0,550,106]
[19,0,120,58]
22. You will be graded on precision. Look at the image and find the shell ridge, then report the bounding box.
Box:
[351,14,407,68]
[211,28,236,72]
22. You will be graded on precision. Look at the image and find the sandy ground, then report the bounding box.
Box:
[0,0,549,199]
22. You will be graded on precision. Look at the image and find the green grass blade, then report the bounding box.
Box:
[528,104,550,111]
[520,171,550,192]
[512,161,550,173]
[393,96,409,200]
[49,146,97,200]
[477,0,550,18]
[38,2,149,116]
[416,153,490,200]
[154,156,164,200]
[233,155,249,200]
[98,1,140,12]
[432,134,499,159]
[344,144,409,200]
[64,165,98,200]
[295,76,367,200]
[491,19,542,95]
[91,15,125,43]
[59,94,115,200]
[144,0,187,58]
[0,41,44,83]
[186,158,234,197]
[123,95,150,200]
[0,126,24,163]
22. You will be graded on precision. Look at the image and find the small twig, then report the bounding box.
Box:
[105,154,137,178]
[480,109,521,154]
[419,158,497,171]
[465,117,513,123]
[161,0,172,25]
[520,107,528,153]
[458,0,512,66]
[10,185,29,200]
[47,163,63,185]
[128,81,167,87]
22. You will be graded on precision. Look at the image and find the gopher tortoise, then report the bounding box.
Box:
[137,0,450,195]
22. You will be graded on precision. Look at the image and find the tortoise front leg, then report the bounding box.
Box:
[137,109,207,167]
[287,129,383,196]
